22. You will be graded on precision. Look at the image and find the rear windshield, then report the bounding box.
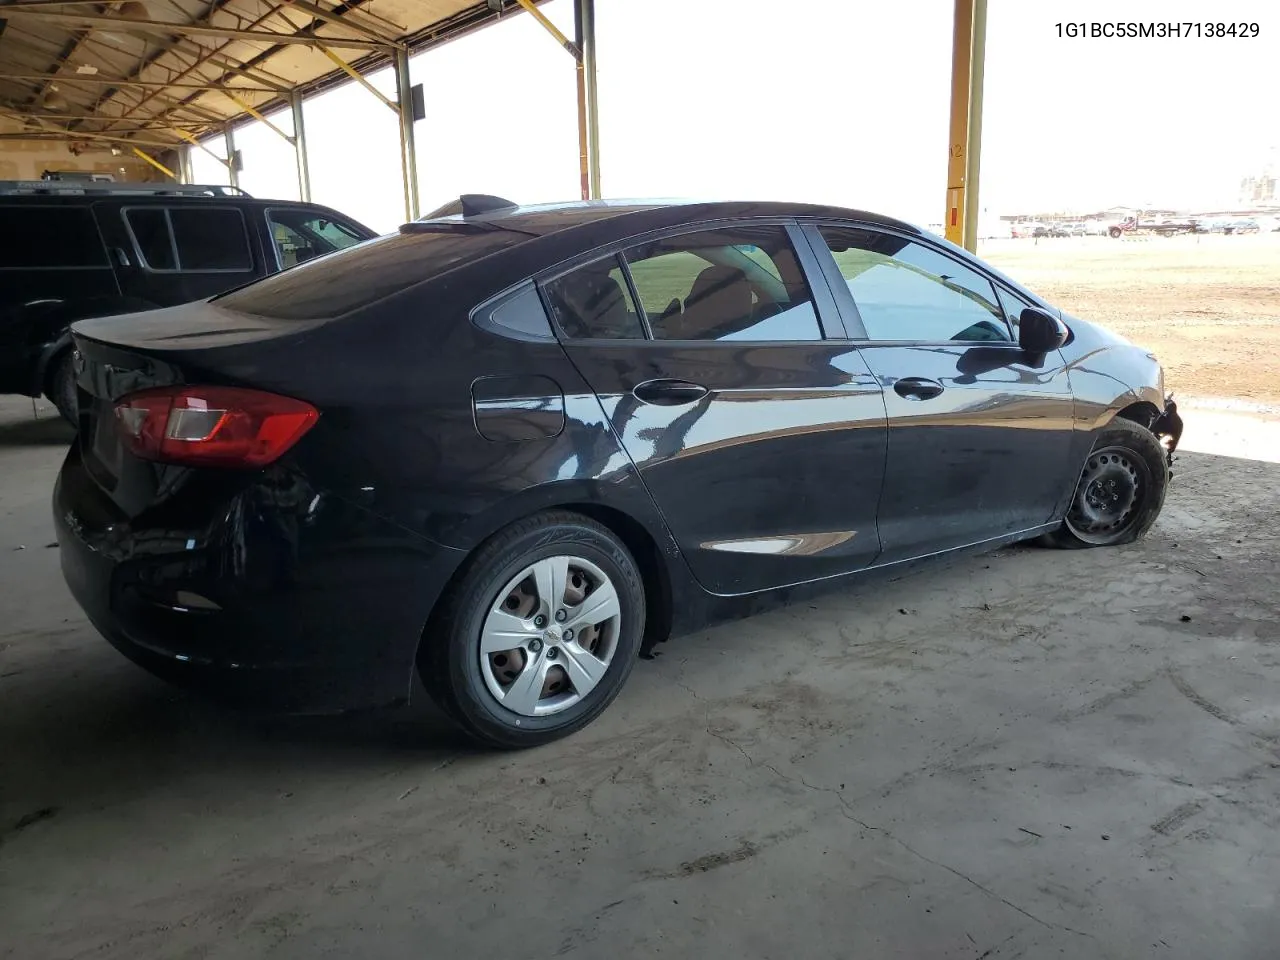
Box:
[215,227,526,320]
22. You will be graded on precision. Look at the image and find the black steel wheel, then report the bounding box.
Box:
[1043,417,1169,549]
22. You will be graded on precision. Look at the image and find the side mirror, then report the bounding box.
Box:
[1018,307,1068,353]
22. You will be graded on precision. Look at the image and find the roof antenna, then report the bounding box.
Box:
[422,194,518,219]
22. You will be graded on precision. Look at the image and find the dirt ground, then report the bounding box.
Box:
[983,233,1280,408]
[2,238,1280,959]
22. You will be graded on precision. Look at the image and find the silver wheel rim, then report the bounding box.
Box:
[478,555,622,717]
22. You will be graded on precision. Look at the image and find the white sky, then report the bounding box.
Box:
[192,0,1279,233]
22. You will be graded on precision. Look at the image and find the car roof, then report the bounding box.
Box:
[404,197,921,240]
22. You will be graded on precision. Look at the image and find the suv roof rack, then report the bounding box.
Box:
[0,180,251,198]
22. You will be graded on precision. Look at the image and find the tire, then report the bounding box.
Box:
[46,351,78,425]
[1042,418,1169,549]
[420,511,645,749]
[1108,226,1123,238]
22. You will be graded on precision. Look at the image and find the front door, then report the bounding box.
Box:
[807,223,1076,563]
[546,222,888,595]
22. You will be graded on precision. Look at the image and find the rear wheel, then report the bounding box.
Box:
[46,351,78,425]
[421,511,645,749]
[1043,418,1168,549]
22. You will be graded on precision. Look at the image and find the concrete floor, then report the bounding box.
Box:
[1,395,1278,960]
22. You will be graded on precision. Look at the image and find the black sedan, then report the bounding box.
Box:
[54,196,1183,748]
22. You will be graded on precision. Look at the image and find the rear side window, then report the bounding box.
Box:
[171,208,251,270]
[0,206,109,269]
[124,206,252,272]
[626,226,821,341]
[217,227,525,321]
[544,256,646,339]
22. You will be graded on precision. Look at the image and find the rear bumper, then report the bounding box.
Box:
[54,445,466,713]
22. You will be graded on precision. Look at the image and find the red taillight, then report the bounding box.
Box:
[114,386,319,469]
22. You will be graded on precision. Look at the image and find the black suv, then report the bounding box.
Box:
[1,181,376,421]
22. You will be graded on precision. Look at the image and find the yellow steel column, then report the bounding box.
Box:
[962,0,987,251]
[580,0,601,198]
[945,0,974,248]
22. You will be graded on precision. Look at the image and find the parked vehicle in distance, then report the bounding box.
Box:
[0,180,376,422]
[1223,218,1260,235]
[1108,215,1197,238]
[55,195,1183,748]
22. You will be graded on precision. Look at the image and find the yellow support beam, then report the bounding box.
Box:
[944,0,973,248]
[512,0,580,57]
[131,146,177,180]
[221,90,295,144]
[173,128,233,169]
[944,0,987,252]
[317,45,399,113]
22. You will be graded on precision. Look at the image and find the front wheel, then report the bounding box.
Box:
[1042,418,1169,549]
[421,511,645,749]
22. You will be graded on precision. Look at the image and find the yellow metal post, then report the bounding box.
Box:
[945,0,973,248]
[131,146,177,180]
[962,0,987,252]
[580,0,601,198]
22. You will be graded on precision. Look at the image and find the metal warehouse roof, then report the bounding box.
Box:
[0,0,535,151]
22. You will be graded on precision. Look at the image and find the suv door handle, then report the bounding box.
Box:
[632,379,709,406]
[893,377,944,401]
[110,246,131,267]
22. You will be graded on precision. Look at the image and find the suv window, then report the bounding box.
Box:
[217,227,524,321]
[625,226,821,341]
[267,208,365,268]
[818,226,1011,343]
[0,206,109,269]
[124,206,252,272]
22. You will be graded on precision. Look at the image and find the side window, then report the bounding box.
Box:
[994,285,1035,333]
[125,208,176,270]
[267,208,364,269]
[170,208,251,271]
[124,207,251,272]
[0,206,108,269]
[818,226,1011,343]
[625,225,821,341]
[544,256,646,340]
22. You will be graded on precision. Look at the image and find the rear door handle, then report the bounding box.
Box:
[632,378,709,406]
[893,377,944,401]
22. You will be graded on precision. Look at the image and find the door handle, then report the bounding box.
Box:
[110,246,131,267]
[893,377,944,401]
[632,378,709,406]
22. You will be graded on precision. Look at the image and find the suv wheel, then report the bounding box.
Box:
[421,511,645,749]
[46,352,78,425]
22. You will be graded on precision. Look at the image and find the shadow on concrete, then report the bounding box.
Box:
[0,415,74,448]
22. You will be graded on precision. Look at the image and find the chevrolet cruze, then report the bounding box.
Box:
[54,196,1183,747]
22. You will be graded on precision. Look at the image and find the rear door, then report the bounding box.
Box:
[94,201,261,306]
[807,223,1076,563]
[547,221,888,595]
